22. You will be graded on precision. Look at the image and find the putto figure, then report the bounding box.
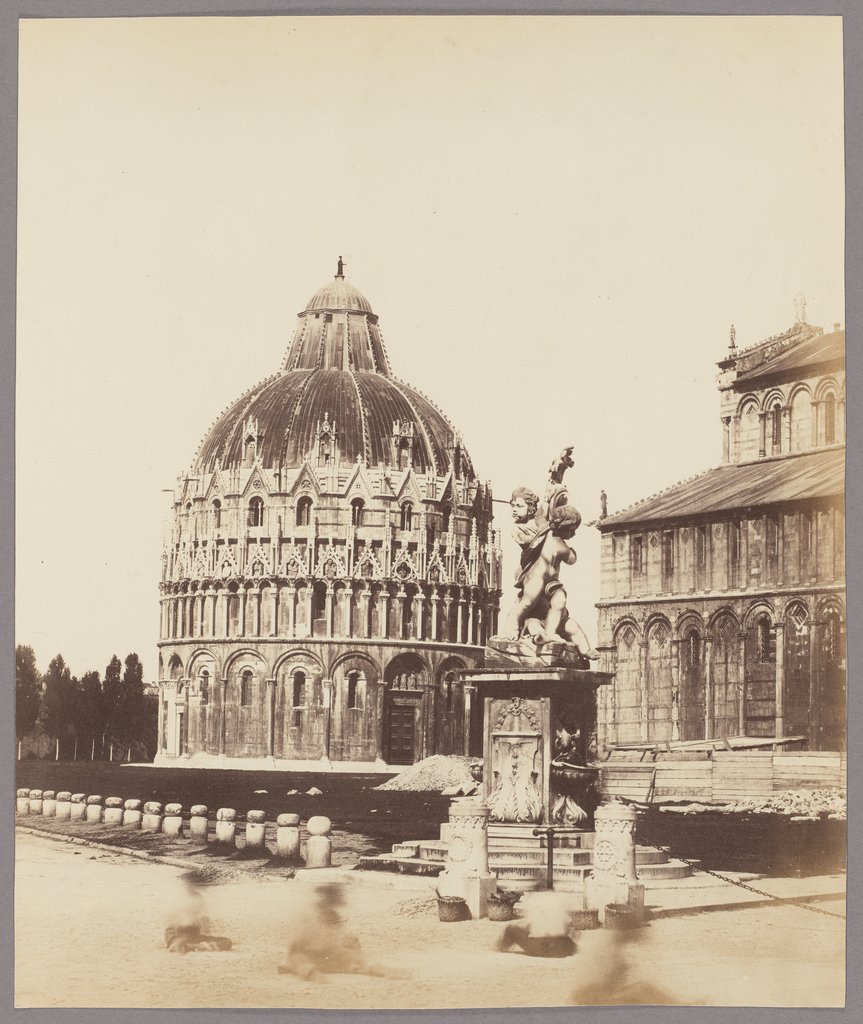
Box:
[492,448,599,664]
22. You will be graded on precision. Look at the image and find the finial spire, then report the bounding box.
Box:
[794,292,807,324]
[729,323,736,352]
[336,256,345,279]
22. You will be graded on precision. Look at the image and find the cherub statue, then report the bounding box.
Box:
[495,448,599,662]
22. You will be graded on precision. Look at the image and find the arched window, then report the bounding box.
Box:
[240,668,253,706]
[211,499,221,528]
[347,670,361,710]
[247,496,264,528]
[351,498,364,527]
[296,496,312,527]
[292,670,307,707]
[824,393,836,444]
[823,608,844,665]
[443,670,458,712]
[401,502,413,532]
[771,403,782,450]
[398,438,411,471]
[756,615,775,663]
[686,629,700,666]
[199,668,210,705]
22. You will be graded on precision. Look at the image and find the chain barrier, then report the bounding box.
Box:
[641,839,845,920]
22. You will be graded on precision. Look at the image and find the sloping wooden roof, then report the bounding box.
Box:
[599,448,844,529]
[736,329,844,386]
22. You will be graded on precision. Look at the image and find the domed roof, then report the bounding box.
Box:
[304,276,373,315]
[192,264,475,481]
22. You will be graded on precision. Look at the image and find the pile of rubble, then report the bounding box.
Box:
[375,755,482,793]
[720,787,846,819]
[659,788,846,819]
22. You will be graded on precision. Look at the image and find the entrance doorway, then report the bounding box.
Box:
[386,703,416,765]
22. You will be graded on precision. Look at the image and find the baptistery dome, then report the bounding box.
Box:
[156,262,502,770]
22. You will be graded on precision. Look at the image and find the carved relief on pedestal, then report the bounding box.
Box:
[488,697,542,824]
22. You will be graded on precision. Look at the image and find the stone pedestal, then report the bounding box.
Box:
[103,797,124,825]
[141,801,163,832]
[305,815,332,868]
[55,792,72,820]
[245,811,267,850]
[16,789,30,815]
[584,802,645,925]
[28,790,44,815]
[85,795,103,823]
[215,808,237,845]
[42,791,57,818]
[189,805,209,838]
[464,665,611,831]
[69,794,87,822]
[436,797,496,919]
[276,813,301,862]
[163,803,184,836]
[123,799,142,828]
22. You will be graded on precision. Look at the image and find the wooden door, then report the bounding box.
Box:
[387,703,416,765]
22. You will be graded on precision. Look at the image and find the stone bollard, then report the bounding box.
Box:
[215,808,237,846]
[123,799,143,828]
[163,803,184,837]
[436,797,496,920]
[85,795,104,823]
[55,792,72,820]
[245,810,267,851]
[103,797,124,825]
[584,802,645,926]
[305,815,332,868]
[275,813,301,862]
[28,790,44,815]
[42,790,57,818]
[188,805,209,839]
[141,801,164,832]
[16,788,30,815]
[70,794,87,822]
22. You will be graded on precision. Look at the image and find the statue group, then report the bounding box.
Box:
[490,446,599,667]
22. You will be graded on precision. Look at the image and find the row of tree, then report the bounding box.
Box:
[15,646,158,761]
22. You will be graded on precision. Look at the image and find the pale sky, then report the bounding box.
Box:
[16,15,845,681]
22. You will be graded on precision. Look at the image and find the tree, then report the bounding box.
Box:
[111,653,147,758]
[15,645,41,742]
[100,655,123,756]
[72,670,101,758]
[39,654,76,755]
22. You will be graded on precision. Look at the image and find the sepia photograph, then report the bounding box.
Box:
[10,6,849,1014]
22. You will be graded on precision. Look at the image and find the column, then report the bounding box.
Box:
[468,597,476,645]
[304,587,313,637]
[704,636,714,739]
[721,416,731,463]
[670,637,682,742]
[322,679,333,761]
[585,803,644,924]
[413,592,424,640]
[430,590,439,641]
[638,640,649,742]
[268,586,278,637]
[393,589,405,639]
[343,587,353,637]
[218,679,228,756]
[325,586,334,638]
[197,593,205,637]
[222,591,230,636]
[286,585,296,638]
[238,589,247,637]
[266,678,275,757]
[810,399,821,447]
[378,589,389,639]
[462,683,473,755]
[443,595,453,642]
[808,620,820,748]
[758,411,767,458]
[457,596,465,645]
[738,631,747,736]
[156,684,165,754]
[774,622,785,738]
[436,797,495,919]
[252,589,261,637]
[359,588,370,638]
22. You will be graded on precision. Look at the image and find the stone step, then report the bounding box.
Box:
[417,841,448,861]
[488,849,593,867]
[634,860,693,880]
[357,854,443,876]
[634,847,671,865]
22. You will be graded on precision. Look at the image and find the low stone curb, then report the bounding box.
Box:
[647,890,846,920]
[15,825,203,872]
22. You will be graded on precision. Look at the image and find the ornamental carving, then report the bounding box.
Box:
[494,698,540,732]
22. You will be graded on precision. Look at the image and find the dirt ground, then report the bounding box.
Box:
[14,831,845,1009]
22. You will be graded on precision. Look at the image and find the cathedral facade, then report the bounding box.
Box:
[596,317,845,753]
[156,263,502,769]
